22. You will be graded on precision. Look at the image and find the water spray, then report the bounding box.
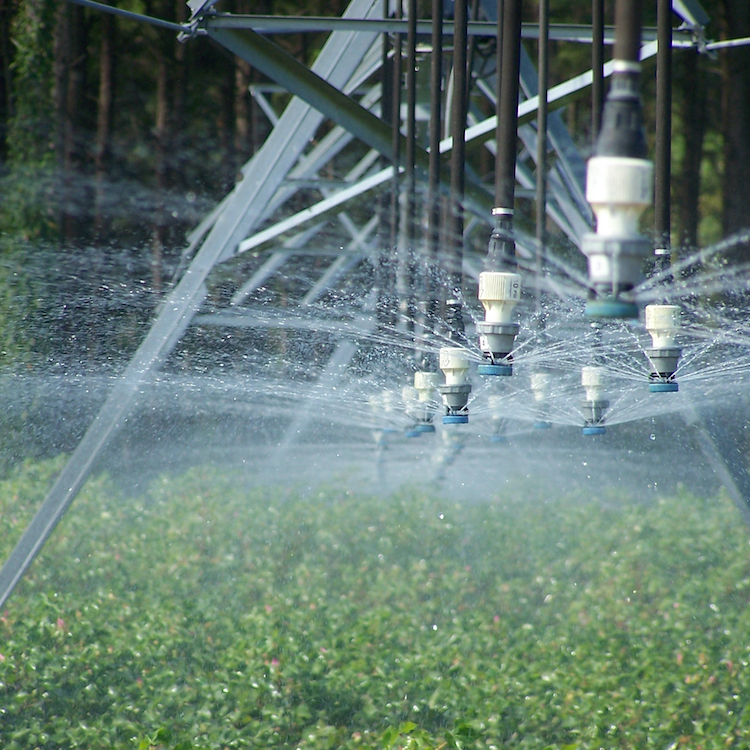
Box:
[583,0,652,319]
[477,271,522,375]
[580,365,609,435]
[439,347,472,424]
[644,304,681,392]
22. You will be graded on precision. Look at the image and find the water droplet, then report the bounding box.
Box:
[438,513,444,520]
[649,433,656,440]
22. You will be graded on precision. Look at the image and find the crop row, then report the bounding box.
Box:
[2,459,750,749]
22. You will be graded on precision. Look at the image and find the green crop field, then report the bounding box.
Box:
[2,459,750,750]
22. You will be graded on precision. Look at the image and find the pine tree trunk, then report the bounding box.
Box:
[720,0,750,258]
[675,48,705,251]
[234,58,252,171]
[0,0,14,163]
[94,13,114,239]
[152,54,168,293]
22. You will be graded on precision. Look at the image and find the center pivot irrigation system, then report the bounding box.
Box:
[4,0,750,608]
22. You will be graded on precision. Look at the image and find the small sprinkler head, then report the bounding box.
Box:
[403,372,441,435]
[476,272,521,374]
[439,347,471,424]
[580,365,609,435]
[369,390,400,444]
[644,304,681,392]
[530,371,553,429]
[487,394,508,443]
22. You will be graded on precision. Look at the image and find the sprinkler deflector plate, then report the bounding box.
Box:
[586,299,639,319]
[478,363,513,376]
[649,382,678,393]
[582,425,606,436]
[414,423,435,433]
[404,429,422,438]
[443,415,469,425]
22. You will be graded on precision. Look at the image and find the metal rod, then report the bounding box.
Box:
[591,0,604,139]
[204,14,682,45]
[378,0,396,331]
[448,0,468,340]
[65,0,185,31]
[536,0,549,313]
[390,3,402,255]
[487,0,522,271]
[494,0,504,205]
[613,0,642,63]
[495,0,522,213]
[426,0,443,336]
[654,0,672,274]
[404,0,418,333]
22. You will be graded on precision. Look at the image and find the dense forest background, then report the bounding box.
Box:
[0,0,748,369]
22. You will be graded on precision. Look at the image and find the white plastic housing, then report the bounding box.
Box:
[369,390,396,416]
[586,156,653,238]
[414,371,441,402]
[530,372,551,403]
[478,272,522,323]
[439,347,470,386]
[402,385,419,410]
[645,304,680,348]
[581,366,606,402]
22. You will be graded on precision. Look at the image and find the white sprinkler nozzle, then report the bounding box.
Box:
[439,347,470,385]
[644,304,682,392]
[478,272,522,323]
[487,394,508,443]
[581,365,609,434]
[530,371,553,428]
[530,371,551,403]
[583,155,654,317]
[414,370,441,400]
[439,347,472,424]
[477,272,521,372]
[586,156,653,239]
[645,304,680,348]
[581,366,605,402]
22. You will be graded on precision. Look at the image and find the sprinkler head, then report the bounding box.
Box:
[644,304,682,392]
[476,272,521,374]
[530,371,553,429]
[580,365,609,435]
[369,390,401,442]
[404,371,441,431]
[487,394,508,443]
[583,155,653,319]
[439,347,471,424]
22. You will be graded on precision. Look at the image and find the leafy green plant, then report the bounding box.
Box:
[2,459,750,749]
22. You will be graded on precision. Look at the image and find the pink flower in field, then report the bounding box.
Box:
[0,653,5,662]
[265,605,273,613]
[493,615,500,623]
[320,647,327,653]
[271,658,280,668]
[56,618,66,631]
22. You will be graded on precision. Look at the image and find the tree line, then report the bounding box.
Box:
[0,0,748,290]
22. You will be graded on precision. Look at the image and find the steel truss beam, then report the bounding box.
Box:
[0,0,385,609]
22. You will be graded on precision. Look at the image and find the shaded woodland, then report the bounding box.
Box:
[0,0,747,365]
